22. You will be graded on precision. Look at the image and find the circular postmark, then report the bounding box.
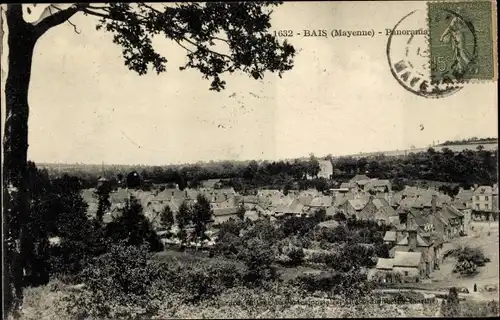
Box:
[387,8,478,98]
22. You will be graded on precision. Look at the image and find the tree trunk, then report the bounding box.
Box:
[3,4,38,317]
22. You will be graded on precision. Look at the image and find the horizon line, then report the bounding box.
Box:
[33,139,498,168]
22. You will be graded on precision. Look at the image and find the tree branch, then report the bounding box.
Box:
[35,4,86,38]
[82,8,113,21]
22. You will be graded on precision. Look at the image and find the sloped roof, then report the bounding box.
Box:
[244,210,260,221]
[184,188,199,200]
[309,195,334,207]
[298,195,314,206]
[340,182,356,189]
[348,199,368,211]
[409,210,430,227]
[317,219,340,229]
[257,189,284,197]
[334,193,354,207]
[473,186,493,195]
[445,204,463,217]
[213,206,239,217]
[274,199,304,214]
[388,215,402,227]
[383,231,397,242]
[376,258,394,270]
[242,195,258,204]
[375,206,397,221]
[200,179,223,188]
[456,189,473,202]
[396,234,430,247]
[373,198,390,210]
[393,251,423,268]
[349,174,370,183]
[109,189,130,203]
[452,199,467,210]
[81,189,97,203]
[356,179,371,186]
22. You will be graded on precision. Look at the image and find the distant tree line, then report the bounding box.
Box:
[438,137,497,146]
[38,147,497,193]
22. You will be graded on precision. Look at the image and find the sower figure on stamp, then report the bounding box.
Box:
[439,8,474,75]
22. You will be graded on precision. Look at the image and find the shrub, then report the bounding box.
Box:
[287,248,305,266]
[65,242,167,319]
[65,242,245,319]
[333,211,347,222]
[441,287,460,317]
[239,237,277,284]
[448,246,490,267]
[105,197,164,252]
[292,270,372,301]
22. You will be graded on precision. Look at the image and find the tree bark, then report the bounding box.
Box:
[3,4,38,317]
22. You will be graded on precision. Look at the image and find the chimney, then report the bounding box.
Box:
[431,194,437,214]
[408,229,418,251]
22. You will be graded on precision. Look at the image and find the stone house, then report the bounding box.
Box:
[373,251,426,284]
[345,196,377,219]
[392,251,426,283]
[308,159,334,180]
[472,185,493,213]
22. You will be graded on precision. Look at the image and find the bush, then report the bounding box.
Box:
[65,242,245,319]
[239,237,277,284]
[307,251,337,264]
[105,197,164,252]
[448,246,490,267]
[287,248,305,266]
[292,270,372,301]
[66,242,167,319]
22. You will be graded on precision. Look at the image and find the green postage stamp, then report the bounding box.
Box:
[427,0,497,82]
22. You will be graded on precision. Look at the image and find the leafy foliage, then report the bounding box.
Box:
[160,205,175,230]
[441,287,460,317]
[287,248,305,267]
[240,237,277,284]
[191,194,213,245]
[23,163,107,283]
[446,246,491,266]
[293,270,373,301]
[105,196,163,252]
[46,147,497,193]
[90,2,295,91]
[65,242,244,319]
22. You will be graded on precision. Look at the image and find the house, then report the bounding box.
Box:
[317,160,334,179]
[306,195,334,213]
[273,199,305,217]
[472,185,493,213]
[364,179,392,193]
[345,196,377,219]
[199,187,237,204]
[385,217,443,275]
[373,251,427,284]
[392,251,426,283]
[372,198,398,224]
[472,185,499,221]
[257,189,291,210]
[151,188,185,204]
[455,187,473,208]
[349,174,371,183]
[212,206,241,225]
[200,179,224,189]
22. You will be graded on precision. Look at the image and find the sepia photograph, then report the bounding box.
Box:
[1,1,498,319]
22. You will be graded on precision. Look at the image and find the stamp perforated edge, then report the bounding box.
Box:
[425,0,498,84]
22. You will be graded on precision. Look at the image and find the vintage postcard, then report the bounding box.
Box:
[1,1,498,319]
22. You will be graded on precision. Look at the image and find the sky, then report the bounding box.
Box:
[5,2,498,165]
